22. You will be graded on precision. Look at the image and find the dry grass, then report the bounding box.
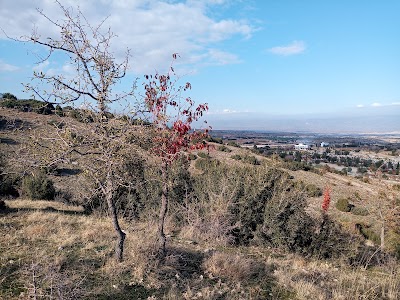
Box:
[5,198,84,212]
[203,251,266,284]
[1,199,399,299]
[267,251,400,300]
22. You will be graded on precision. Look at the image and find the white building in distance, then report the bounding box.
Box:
[295,143,310,150]
[320,142,330,147]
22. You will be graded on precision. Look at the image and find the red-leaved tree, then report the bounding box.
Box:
[143,54,210,255]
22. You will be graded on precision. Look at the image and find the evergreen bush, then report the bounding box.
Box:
[197,152,209,159]
[22,172,55,200]
[218,145,232,152]
[335,198,352,212]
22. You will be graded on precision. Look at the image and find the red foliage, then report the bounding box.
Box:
[322,186,331,213]
[143,54,210,164]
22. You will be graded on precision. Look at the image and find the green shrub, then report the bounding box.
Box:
[351,206,369,216]
[335,198,352,212]
[227,141,240,147]
[359,225,380,244]
[231,154,242,160]
[194,158,220,171]
[188,153,197,160]
[257,187,315,255]
[217,145,232,153]
[197,152,209,159]
[206,136,223,144]
[1,92,17,100]
[310,214,355,259]
[55,105,64,116]
[0,154,19,197]
[306,184,322,197]
[22,172,55,200]
[230,154,259,165]
[294,181,322,197]
[243,155,260,165]
[0,99,19,108]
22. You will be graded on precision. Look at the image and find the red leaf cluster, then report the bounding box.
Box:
[143,55,210,164]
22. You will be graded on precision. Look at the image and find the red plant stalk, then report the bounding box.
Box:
[322,186,331,213]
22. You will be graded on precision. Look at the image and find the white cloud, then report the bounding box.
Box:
[356,104,365,108]
[0,0,254,73]
[268,40,306,56]
[193,49,241,66]
[0,60,19,71]
[391,102,400,106]
[371,102,382,107]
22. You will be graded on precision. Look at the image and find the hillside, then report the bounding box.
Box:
[1,107,399,299]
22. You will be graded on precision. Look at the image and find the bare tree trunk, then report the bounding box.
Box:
[158,162,169,257]
[105,173,126,262]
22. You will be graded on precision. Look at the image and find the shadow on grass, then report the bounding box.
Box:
[160,246,205,279]
[0,137,18,145]
[89,284,156,300]
[0,117,33,131]
[54,168,82,176]
[0,205,86,216]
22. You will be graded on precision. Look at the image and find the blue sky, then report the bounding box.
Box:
[0,0,399,132]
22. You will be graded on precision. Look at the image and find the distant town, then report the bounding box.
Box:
[209,130,400,181]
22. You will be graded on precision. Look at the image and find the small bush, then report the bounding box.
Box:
[0,154,20,197]
[227,141,240,147]
[351,206,369,216]
[197,152,209,159]
[230,154,260,165]
[294,181,322,197]
[0,99,19,108]
[243,155,260,165]
[194,158,220,171]
[335,198,352,212]
[231,154,242,161]
[359,225,380,244]
[1,92,17,100]
[217,145,232,153]
[22,172,55,200]
[306,184,323,197]
[188,153,197,160]
[206,136,223,144]
[55,105,64,116]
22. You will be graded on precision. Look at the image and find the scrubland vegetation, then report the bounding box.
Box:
[1,2,400,298]
[1,107,400,299]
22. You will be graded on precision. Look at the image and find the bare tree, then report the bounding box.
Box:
[15,0,134,114]
[9,1,141,262]
[28,114,145,262]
